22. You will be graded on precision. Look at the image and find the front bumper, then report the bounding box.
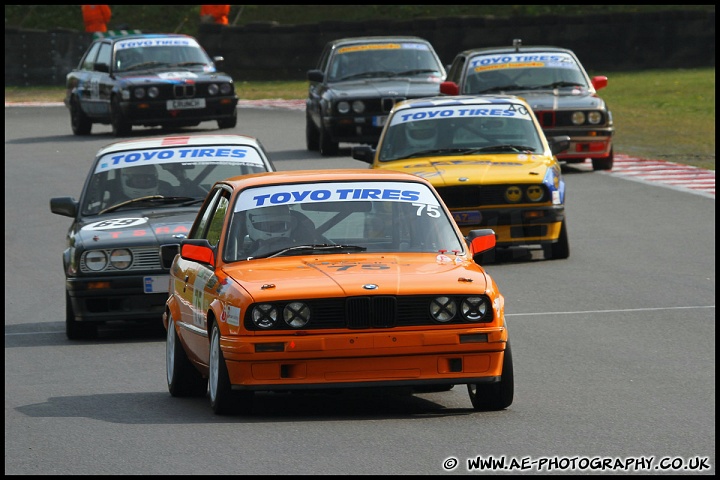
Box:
[119,96,238,126]
[66,274,168,323]
[220,328,508,391]
[545,128,614,161]
[322,113,386,145]
[453,205,565,247]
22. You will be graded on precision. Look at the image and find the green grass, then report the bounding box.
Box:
[5,68,715,170]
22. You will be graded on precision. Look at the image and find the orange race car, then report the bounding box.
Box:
[163,169,513,415]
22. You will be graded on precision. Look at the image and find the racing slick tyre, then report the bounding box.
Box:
[467,342,514,411]
[542,219,570,260]
[65,292,97,340]
[591,148,614,171]
[319,125,339,156]
[209,321,254,415]
[166,314,208,397]
[70,97,92,135]
[111,95,132,137]
[305,113,320,151]
[217,109,237,129]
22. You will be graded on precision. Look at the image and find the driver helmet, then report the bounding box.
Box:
[121,164,158,198]
[246,205,295,241]
[405,120,438,150]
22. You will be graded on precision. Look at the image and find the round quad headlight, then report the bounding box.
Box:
[110,249,132,270]
[352,100,365,114]
[587,111,602,124]
[147,87,160,99]
[252,304,278,329]
[220,83,233,95]
[525,185,545,202]
[430,296,457,322]
[283,302,310,328]
[84,250,108,272]
[208,83,219,96]
[461,296,490,322]
[337,101,350,114]
[571,111,586,125]
[133,88,146,99]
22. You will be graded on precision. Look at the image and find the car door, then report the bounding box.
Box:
[180,187,232,364]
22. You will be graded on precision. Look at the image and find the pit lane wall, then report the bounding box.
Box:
[5,10,714,86]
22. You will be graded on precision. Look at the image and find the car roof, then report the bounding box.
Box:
[327,36,432,47]
[457,44,576,58]
[96,134,263,155]
[392,94,532,111]
[220,169,436,188]
[99,32,195,43]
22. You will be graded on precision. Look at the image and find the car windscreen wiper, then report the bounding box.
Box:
[393,148,469,160]
[528,81,585,89]
[475,84,522,93]
[98,195,198,214]
[251,244,367,260]
[393,69,440,76]
[169,62,208,68]
[339,71,395,81]
[121,61,164,71]
[462,145,537,154]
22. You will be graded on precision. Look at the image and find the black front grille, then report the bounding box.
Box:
[173,84,196,98]
[244,295,493,331]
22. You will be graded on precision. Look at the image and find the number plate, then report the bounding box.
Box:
[167,98,206,110]
[144,275,170,293]
[372,115,387,127]
[452,211,482,226]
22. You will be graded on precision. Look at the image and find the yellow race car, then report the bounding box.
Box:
[164,169,512,414]
[352,95,571,261]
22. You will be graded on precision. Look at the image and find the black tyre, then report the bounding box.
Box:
[467,342,514,411]
[319,126,339,156]
[166,314,208,397]
[591,147,614,171]
[209,321,253,414]
[217,109,237,129]
[65,291,97,340]
[542,219,570,260]
[305,112,319,151]
[111,96,132,137]
[70,97,92,135]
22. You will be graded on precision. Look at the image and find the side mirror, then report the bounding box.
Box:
[591,75,608,91]
[180,239,215,265]
[549,136,571,156]
[351,145,376,164]
[439,81,459,96]
[307,69,324,83]
[466,229,496,264]
[50,197,78,218]
[94,63,109,73]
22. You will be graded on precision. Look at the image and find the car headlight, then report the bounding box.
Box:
[252,304,278,329]
[208,83,219,96]
[110,249,132,270]
[430,296,457,322]
[283,301,310,328]
[587,111,602,124]
[461,296,491,322]
[147,87,160,99]
[84,250,108,272]
[220,83,232,95]
[352,100,365,114]
[337,101,350,114]
[133,88,146,100]
[571,111,586,125]
[525,185,545,202]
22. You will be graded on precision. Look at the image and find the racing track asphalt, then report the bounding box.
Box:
[5,99,715,199]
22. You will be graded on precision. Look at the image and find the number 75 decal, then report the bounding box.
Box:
[412,203,440,217]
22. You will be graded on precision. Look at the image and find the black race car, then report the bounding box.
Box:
[64,33,238,137]
[441,39,615,171]
[49,134,275,339]
[305,36,446,156]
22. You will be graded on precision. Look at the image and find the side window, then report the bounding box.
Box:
[96,43,112,70]
[81,42,101,70]
[446,56,466,84]
[189,188,223,239]
[205,194,230,247]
